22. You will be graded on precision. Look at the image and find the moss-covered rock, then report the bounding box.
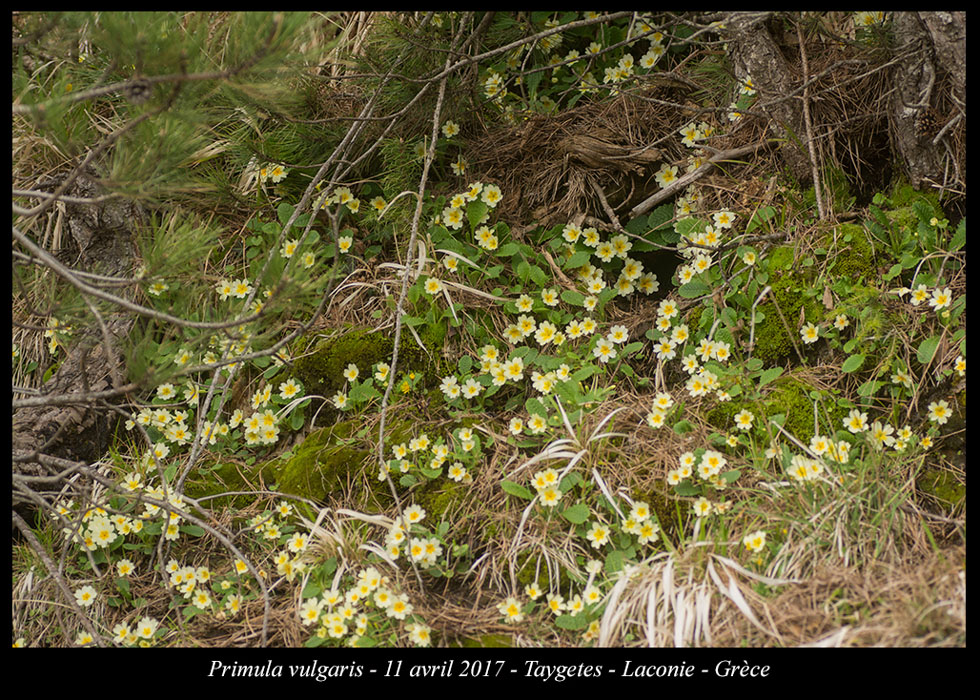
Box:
[822,223,879,281]
[290,326,442,426]
[917,468,965,510]
[705,376,847,445]
[259,420,386,504]
[752,247,823,366]
[183,460,252,507]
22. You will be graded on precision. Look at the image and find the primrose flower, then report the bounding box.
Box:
[482,184,503,207]
[595,241,616,263]
[562,223,582,243]
[516,294,535,312]
[655,164,679,188]
[800,322,820,344]
[279,378,302,400]
[442,120,460,138]
[593,337,617,363]
[341,363,359,383]
[539,486,563,508]
[527,413,547,435]
[585,521,610,549]
[844,408,869,433]
[869,421,896,449]
[742,530,767,553]
[534,321,557,346]
[691,496,713,517]
[712,211,736,229]
[332,391,348,410]
[439,375,461,400]
[910,284,929,306]
[929,287,953,312]
[74,585,97,607]
[461,377,483,399]
[733,409,754,431]
[927,399,951,425]
[646,409,666,429]
[498,597,524,623]
[425,277,444,295]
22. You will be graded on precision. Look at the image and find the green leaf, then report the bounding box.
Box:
[721,469,741,484]
[917,336,941,365]
[604,550,625,574]
[496,242,520,257]
[746,206,776,233]
[467,200,488,230]
[672,420,694,434]
[529,264,548,286]
[419,466,442,479]
[301,582,322,599]
[555,614,589,630]
[857,380,884,397]
[949,218,966,252]
[678,279,712,299]
[501,480,534,500]
[841,354,865,373]
[758,367,783,387]
[561,289,585,306]
[564,250,592,269]
[560,503,590,524]
[674,481,700,496]
[276,202,295,226]
[517,259,531,282]
[525,397,548,416]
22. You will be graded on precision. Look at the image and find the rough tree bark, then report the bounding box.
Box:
[725,11,966,194]
[12,170,143,512]
[889,11,966,190]
[726,12,812,183]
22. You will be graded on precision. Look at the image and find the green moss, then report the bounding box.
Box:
[823,223,879,281]
[752,260,823,366]
[514,550,575,590]
[704,377,846,445]
[642,488,688,543]
[917,469,965,509]
[888,179,943,212]
[260,420,385,504]
[765,244,795,274]
[291,326,442,425]
[184,460,252,507]
[765,378,847,445]
[292,327,392,402]
[412,479,469,523]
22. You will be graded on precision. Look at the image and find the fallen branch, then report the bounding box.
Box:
[629,139,774,219]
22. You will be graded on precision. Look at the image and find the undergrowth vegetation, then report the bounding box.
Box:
[12,11,965,649]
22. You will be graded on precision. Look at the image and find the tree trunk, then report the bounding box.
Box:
[12,171,142,512]
[889,12,966,191]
